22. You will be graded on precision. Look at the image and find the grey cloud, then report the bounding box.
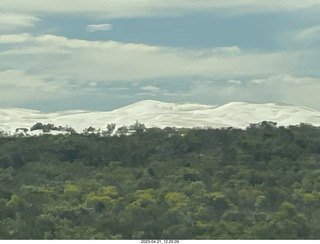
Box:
[0,0,320,19]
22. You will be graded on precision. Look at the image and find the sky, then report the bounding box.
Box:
[1,0,320,111]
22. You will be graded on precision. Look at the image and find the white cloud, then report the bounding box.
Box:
[0,69,70,91]
[283,81,320,110]
[228,79,242,84]
[0,33,316,82]
[0,0,319,19]
[249,75,320,86]
[141,86,160,92]
[108,87,130,91]
[250,79,265,84]
[136,92,156,97]
[257,75,320,110]
[85,23,113,32]
[185,74,320,111]
[0,33,319,109]
[0,69,73,105]
[0,33,34,43]
[89,81,97,87]
[295,24,320,41]
[0,13,41,31]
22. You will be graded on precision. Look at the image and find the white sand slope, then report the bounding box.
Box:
[1,100,320,135]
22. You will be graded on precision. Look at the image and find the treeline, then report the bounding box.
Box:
[1,122,320,239]
[6,120,146,136]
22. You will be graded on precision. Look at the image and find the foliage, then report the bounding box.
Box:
[0,122,320,239]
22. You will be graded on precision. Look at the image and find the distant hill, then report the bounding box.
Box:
[1,100,320,135]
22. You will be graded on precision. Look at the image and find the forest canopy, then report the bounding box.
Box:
[1,121,320,239]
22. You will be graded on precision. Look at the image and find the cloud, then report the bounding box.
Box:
[0,0,319,19]
[228,79,242,84]
[140,86,160,92]
[0,13,41,31]
[0,69,70,91]
[1,33,319,109]
[183,74,320,111]
[135,92,156,97]
[279,24,320,48]
[0,69,73,106]
[295,24,320,41]
[0,33,34,43]
[249,74,319,85]
[283,80,320,110]
[249,75,320,110]
[85,23,113,32]
[0,33,317,82]
[89,81,97,87]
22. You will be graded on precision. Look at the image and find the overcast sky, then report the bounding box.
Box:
[1,0,320,111]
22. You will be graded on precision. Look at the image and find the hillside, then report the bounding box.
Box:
[1,100,320,135]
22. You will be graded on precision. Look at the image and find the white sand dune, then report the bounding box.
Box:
[1,100,320,135]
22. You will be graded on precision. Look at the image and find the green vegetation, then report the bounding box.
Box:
[1,121,320,239]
